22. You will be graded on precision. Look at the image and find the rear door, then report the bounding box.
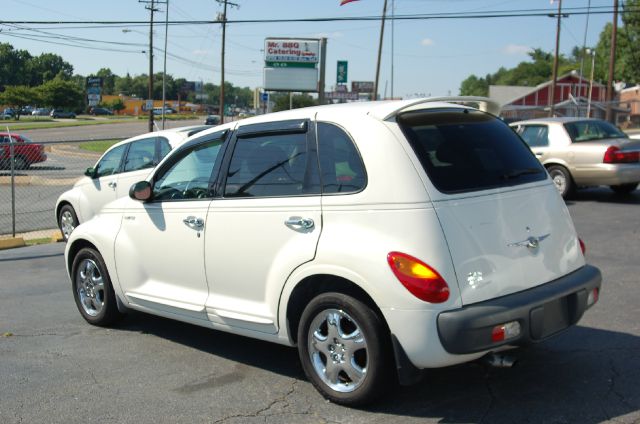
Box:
[397,108,585,305]
[204,119,322,333]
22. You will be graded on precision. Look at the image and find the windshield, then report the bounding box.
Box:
[564,120,627,142]
[397,108,546,194]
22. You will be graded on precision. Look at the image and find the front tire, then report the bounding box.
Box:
[610,183,638,195]
[59,204,79,241]
[297,292,393,406]
[71,247,123,326]
[547,165,574,198]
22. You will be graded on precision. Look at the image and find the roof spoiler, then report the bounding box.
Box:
[381,96,501,121]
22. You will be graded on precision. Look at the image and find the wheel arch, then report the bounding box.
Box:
[284,274,389,345]
[66,238,98,276]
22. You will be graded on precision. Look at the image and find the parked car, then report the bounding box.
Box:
[89,107,113,116]
[50,109,77,119]
[31,108,50,116]
[65,98,601,406]
[152,107,176,115]
[204,114,220,125]
[0,132,47,169]
[2,109,14,120]
[511,118,640,197]
[55,125,209,241]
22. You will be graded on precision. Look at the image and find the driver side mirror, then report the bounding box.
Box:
[129,181,153,201]
[84,167,96,178]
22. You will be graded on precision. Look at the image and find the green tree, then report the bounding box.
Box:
[459,75,489,96]
[0,85,39,119]
[94,68,117,95]
[0,43,32,88]
[28,53,74,85]
[272,93,317,112]
[105,98,126,114]
[37,77,83,110]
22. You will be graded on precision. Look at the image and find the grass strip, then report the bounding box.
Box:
[78,139,121,153]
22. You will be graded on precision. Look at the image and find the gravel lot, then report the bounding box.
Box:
[0,187,638,424]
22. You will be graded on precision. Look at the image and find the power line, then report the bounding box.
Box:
[1,6,639,26]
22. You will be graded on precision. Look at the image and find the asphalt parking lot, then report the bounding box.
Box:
[1,187,639,424]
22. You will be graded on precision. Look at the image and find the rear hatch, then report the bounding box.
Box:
[397,107,585,305]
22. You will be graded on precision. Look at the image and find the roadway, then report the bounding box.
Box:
[0,188,639,423]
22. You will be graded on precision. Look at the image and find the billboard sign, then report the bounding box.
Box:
[352,81,374,93]
[86,77,103,104]
[264,38,319,65]
[264,38,320,92]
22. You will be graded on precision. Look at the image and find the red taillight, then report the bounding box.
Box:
[603,146,640,163]
[579,238,586,255]
[387,252,449,303]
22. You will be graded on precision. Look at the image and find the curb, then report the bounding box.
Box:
[0,238,26,250]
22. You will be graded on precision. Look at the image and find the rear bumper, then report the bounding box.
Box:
[437,265,602,354]
[574,163,640,185]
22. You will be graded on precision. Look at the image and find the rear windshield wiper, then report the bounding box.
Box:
[501,168,543,180]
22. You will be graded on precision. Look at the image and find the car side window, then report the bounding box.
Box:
[317,122,366,193]
[158,137,171,161]
[95,144,127,177]
[519,125,549,148]
[224,132,318,198]
[123,138,157,172]
[153,140,223,201]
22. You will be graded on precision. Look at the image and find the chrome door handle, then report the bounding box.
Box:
[285,217,314,230]
[108,181,117,188]
[535,152,544,157]
[183,216,204,227]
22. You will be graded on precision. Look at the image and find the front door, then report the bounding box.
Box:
[205,120,322,333]
[114,137,226,319]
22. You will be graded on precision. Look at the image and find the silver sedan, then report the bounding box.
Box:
[511,118,640,197]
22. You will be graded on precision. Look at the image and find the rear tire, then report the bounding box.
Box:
[547,165,574,198]
[610,183,638,195]
[297,292,393,406]
[71,247,123,326]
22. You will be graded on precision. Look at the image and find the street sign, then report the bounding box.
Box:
[337,61,348,84]
[261,92,269,102]
[325,91,358,100]
[146,100,153,110]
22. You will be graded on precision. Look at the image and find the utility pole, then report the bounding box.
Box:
[373,0,388,101]
[606,0,619,123]
[216,0,239,123]
[318,37,327,105]
[162,0,169,129]
[140,0,164,132]
[549,0,562,117]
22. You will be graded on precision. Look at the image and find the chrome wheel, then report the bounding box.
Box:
[307,308,368,393]
[60,210,76,239]
[550,170,566,194]
[547,165,573,198]
[75,259,105,317]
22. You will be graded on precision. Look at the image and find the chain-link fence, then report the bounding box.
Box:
[0,138,122,241]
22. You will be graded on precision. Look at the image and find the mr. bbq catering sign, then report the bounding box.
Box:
[264,38,319,68]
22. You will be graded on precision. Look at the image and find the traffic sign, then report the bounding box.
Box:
[261,92,269,102]
[337,61,348,84]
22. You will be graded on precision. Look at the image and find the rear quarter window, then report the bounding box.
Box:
[397,108,546,194]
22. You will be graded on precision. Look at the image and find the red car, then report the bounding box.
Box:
[0,132,47,169]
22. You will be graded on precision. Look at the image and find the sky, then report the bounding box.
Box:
[2,0,617,99]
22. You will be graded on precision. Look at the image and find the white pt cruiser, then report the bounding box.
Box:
[65,98,602,406]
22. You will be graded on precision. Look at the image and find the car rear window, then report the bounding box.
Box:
[397,108,546,194]
[563,120,627,142]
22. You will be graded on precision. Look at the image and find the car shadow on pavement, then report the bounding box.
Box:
[566,187,640,205]
[115,313,639,422]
